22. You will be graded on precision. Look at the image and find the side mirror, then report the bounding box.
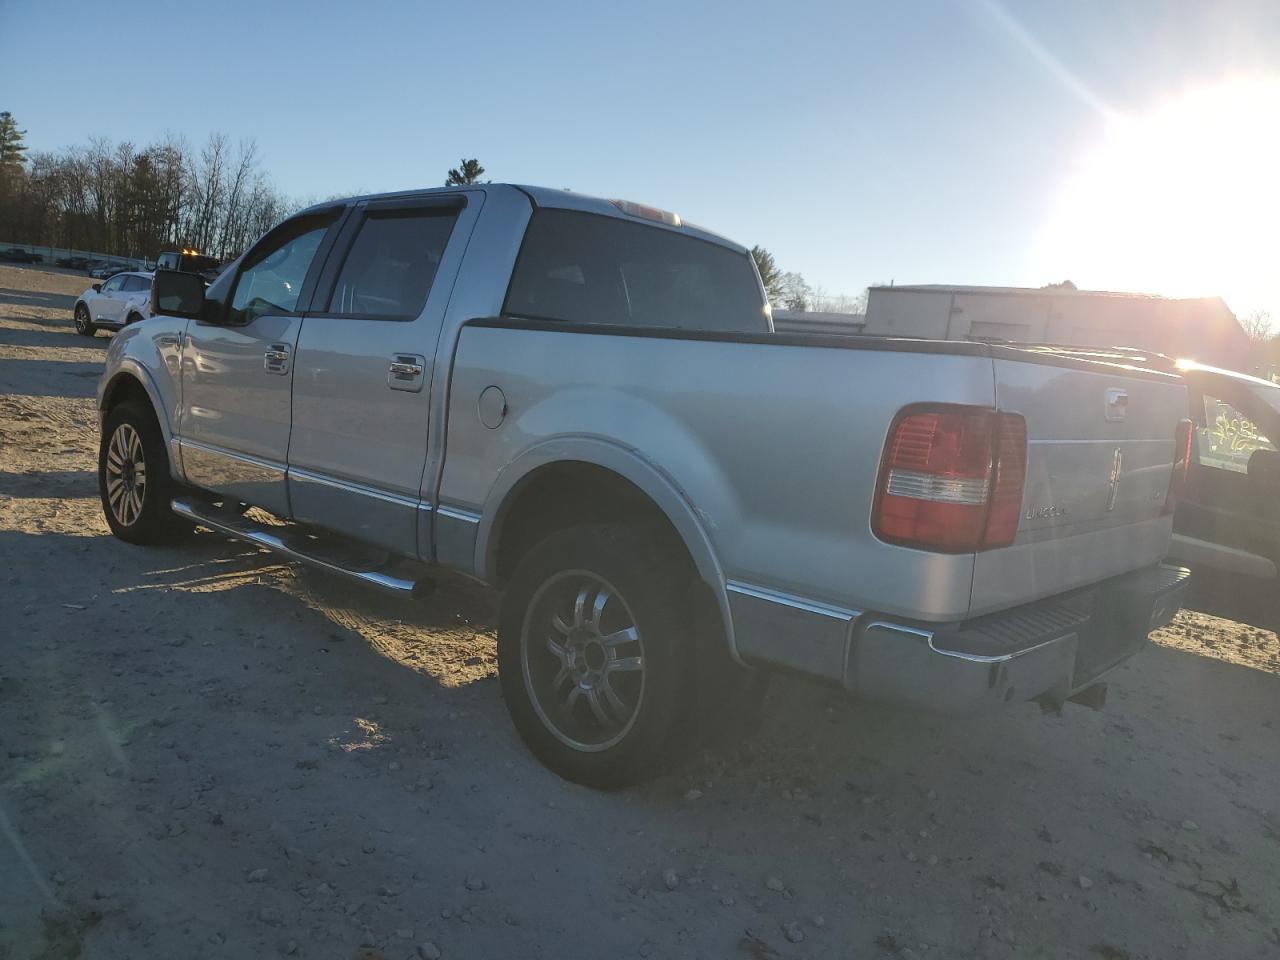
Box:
[1246,448,1280,487]
[92,283,102,293]
[152,269,207,320]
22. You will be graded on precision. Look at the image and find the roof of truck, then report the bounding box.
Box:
[300,183,746,254]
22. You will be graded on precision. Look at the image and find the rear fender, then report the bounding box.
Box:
[476,437,742,663]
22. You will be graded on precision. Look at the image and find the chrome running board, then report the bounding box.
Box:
[171,496,432,598]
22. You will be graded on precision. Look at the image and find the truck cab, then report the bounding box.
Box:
[155,248,222,283]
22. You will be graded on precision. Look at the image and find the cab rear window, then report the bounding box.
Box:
[504,209,767,333]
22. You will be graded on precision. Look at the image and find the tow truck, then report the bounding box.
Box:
[154,248,223,283]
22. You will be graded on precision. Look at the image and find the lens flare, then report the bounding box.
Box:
[1037,77,1280,326]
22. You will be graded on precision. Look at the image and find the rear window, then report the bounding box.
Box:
[326,209,458,319]
[504,209,766,333]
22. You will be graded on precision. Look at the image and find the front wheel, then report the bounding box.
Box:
[74,303,95,337]
[497,523,694,788]
[98,401,192,545]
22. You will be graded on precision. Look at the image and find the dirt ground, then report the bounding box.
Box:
[1,263,1278,960]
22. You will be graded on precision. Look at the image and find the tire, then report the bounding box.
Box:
[74,303,95,337]
[98,401,191,545]
[497,523,695,788]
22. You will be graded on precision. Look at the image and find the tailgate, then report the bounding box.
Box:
[970,348,1187,615]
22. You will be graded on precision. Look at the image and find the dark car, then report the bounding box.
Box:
[0,248,42,263]
[56,256,92,270]
[1167,361,1280,584]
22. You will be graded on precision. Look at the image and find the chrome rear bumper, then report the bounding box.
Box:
[843,563,1191,712]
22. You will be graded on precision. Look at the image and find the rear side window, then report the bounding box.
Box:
[504,209,766,333]
[123,275,150,292]
[1197,394,1275,474]
[326,209,458,319]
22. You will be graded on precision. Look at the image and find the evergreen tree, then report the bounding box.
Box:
[0,112,27,166]
[445,158,486,185]
[750,245,784,301]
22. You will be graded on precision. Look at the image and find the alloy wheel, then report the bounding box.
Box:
[521,571,646,752]
[104,422,146,527]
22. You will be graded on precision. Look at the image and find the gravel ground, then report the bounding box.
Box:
[1,263,1278,960]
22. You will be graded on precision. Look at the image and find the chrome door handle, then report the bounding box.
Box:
[264,343,290,375]
[388,353,427,393]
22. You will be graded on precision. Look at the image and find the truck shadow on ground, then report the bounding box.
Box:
[0,469,98,496]
[1182,566,1279,630]
[0,285,79,312]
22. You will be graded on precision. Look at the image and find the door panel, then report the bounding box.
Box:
[179,314,303,514]
[178,213,342,516]
[288,193,478,556]
[1176,386,1280,563]
[93,276,127,324]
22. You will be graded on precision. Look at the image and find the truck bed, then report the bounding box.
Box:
[438,322,1187,641]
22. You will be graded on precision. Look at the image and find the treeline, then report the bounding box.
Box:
[0,130,296,261]
[750,245,868,314]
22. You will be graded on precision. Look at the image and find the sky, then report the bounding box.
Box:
[3,0,1279,320]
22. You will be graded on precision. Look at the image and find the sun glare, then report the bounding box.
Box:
[1037,77,1280,324]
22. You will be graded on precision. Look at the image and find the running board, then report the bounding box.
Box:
[171,496,433,598]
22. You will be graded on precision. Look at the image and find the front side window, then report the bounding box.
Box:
[504,209,767,333]
[1196,393,1276,473]
[100,275,125,294]
[228,219,331,325]
[326,209,458,319]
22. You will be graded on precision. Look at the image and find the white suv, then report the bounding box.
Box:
[73,271,154,337]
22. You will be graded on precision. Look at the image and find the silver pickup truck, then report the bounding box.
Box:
[97,184,1192,786]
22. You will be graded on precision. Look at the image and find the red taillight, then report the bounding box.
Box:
[1163,418,1194,514]
[872,405,1027,553]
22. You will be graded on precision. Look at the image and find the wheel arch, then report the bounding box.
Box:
[98,365,182,481]
[476,439,740,662]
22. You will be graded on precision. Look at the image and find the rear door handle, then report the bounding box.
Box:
[388,353,427,392]
[264,343,290,375]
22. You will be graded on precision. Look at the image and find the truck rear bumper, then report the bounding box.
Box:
[842,563,1190,712]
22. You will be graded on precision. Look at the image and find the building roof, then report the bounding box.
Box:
[869,283,1230,307]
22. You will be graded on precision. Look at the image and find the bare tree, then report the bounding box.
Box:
[778,271,812,312]
[1240,310,1273,343]
[0,127,295,262]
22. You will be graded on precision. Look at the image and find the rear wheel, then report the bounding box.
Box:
[99,401,191,545]
[498,523,693,788]
[74,303,95,337]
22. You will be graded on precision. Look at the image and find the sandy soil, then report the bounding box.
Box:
[1,262,1278,960]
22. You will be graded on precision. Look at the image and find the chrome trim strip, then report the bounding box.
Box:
[287,465,421,509]
[437,504,482,524]
[725,580,859,621]
[1027,438,1170,446]
[178,437,286,475]
[862,618,1075,665]
[171,497,417,596]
